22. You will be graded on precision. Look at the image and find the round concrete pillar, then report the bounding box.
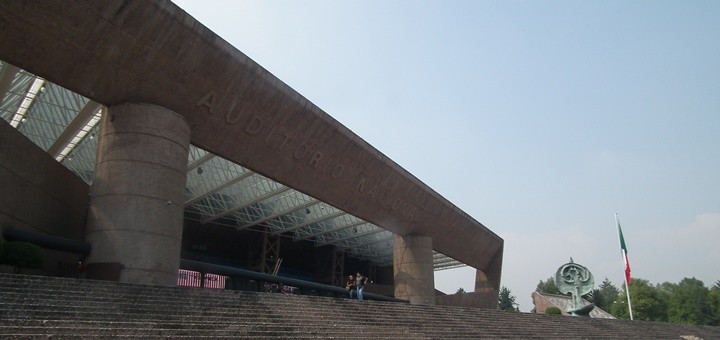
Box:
[85,103,190,286]
[393,234,435,305]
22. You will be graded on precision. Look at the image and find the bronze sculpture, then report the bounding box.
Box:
[555,258,595,316]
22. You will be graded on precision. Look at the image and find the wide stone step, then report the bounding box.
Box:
[0,294,584,329]
[0,319,426,339]
[2,273,719,339]
[0,294,372,316]
[0,299,604,338]
[0,299,482,323]
[0,306,462,332]
[0,284,357,306]
[0,291,418,317]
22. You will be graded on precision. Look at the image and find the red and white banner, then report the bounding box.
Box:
[177,269,226,289]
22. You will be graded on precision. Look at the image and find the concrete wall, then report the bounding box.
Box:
[0,119,89,275]
[532,291,553,314]
[435,291,497,309]
[0,119,88,239]
[365,283,394,297]
[531,292,616,318]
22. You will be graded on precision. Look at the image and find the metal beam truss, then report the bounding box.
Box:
[261,230,281,275]
[332,249,345,287]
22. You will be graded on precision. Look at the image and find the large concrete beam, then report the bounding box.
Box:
[0,0,502,288]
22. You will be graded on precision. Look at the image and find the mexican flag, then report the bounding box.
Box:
[617,220,631,285]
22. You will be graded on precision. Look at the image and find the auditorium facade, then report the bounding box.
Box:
[0,0,503,308]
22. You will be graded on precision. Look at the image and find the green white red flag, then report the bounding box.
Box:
[617,220,631,285]
[615,213,634,320]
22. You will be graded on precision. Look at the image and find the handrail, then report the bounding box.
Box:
[0,228,405,303]
[181,259,406,303]
[2,227,91,256]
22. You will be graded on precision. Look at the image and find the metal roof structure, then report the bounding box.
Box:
[0,59,464,271]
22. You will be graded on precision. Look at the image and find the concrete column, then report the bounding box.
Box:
[473,269,499,308]
[85,103,190,286]
[474,248,503,309]
[393,234,435,305]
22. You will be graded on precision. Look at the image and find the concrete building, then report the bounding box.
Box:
[0,0,502,308]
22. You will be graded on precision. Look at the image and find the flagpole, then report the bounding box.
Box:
[623,271,634,321]
[615,213,634,320]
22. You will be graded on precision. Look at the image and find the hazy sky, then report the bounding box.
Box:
[173,0,720,311]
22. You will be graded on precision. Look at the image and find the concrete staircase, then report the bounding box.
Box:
[1,273,719,339]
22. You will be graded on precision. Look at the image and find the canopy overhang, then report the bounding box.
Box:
[0,0,503,287]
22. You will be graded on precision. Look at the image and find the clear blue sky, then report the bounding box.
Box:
[173,0,720,311]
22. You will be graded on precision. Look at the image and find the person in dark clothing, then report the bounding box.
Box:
[345,274,356,298]
[355,272,369,301]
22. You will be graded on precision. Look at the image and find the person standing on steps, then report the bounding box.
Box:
[345,274,356,298]
[355,271,369,301]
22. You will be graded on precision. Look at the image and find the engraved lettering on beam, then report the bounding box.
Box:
[225,98,243,124]
[309,151,323,169]
[265,125,278,144]
[358,177,369,194]
[196,91,218,114]
[367,184,378,199]
[279,133,292,151]
[245,116,262,135]
[331,164,344,179]
[391,198,405,212]
[293,144,308,159]
[378,189,393,206]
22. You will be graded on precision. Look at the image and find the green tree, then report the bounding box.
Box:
[657,281,679,301]
[536,277,561,295]
[545,306,562,315]
[1,241,45,274]
[667,277,711,325]
[455,287,466,294]
[611,278,667,322]
[498,286,519,312]
[708,281,720,326]
[587,289,603,309]
[585,278,620,311]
